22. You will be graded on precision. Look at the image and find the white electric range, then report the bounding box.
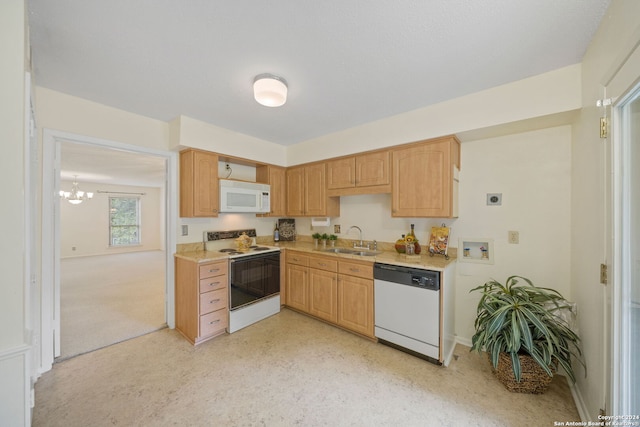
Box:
[204,229,281,333]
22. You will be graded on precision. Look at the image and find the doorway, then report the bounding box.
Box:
[57,140,169,359]
[40,129,177,372]
[605,31,640,416]
[611,83,640,415]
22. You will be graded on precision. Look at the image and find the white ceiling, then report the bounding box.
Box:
[29,0,611,149]
[59,141,167,187]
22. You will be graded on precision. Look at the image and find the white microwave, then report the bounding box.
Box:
[219,179,271,213]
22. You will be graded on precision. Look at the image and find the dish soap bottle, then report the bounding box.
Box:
[273,222,280,242]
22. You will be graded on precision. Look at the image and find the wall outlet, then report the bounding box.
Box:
[334,224,341,234]
[508,230,519,244]
[181,225,188,236]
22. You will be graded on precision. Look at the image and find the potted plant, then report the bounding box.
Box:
[312,233,322,248]
[470,275,585,393]
[328,234,338,247]
[320,233,329,248]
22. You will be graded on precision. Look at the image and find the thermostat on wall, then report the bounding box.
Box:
[487,193,502,206]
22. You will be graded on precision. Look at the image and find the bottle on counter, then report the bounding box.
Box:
[407,223,421,254]
[273,222,280,242]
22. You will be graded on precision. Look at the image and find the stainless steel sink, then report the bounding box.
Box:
[321,248,381,256]
[351,251,382,257]
[322,248,356,254]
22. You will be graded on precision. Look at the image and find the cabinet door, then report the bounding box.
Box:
[337,274,374,338]
[391,139,452,217]
[180,149,219,217]
[304,163,327,216]
[286,166,305,216]
[256,165,287,217]
[308,268,338,323]
[356,151,390,187]
[327,157,356,190]
[285,263,308,312]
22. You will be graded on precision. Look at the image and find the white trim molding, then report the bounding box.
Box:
[0,344,32,426]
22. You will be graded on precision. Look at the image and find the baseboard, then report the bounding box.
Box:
[568,380,590,422]
[455,336,472,348]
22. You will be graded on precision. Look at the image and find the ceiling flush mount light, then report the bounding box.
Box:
[253,73,288,107]
[59,175,94,205]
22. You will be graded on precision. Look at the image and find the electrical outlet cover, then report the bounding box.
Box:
[487,193,502,206]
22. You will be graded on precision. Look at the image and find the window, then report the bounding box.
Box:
[109,197,140,246]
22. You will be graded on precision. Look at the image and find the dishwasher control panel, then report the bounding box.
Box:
[374,263,440,291]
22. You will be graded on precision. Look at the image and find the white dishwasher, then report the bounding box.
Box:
[374,262,441,364]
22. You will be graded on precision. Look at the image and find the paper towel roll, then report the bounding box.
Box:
[311,217,330,227]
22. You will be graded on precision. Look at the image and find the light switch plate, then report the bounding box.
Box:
[487,193,502,206]
[181,225,188,236]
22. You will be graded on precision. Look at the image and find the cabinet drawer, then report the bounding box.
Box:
[309,256,337,272]
[338,261,373,279]
[199,275,227,293]
[199,261,228,279]
[200,309,228,336]
[199,288,228,315]
[287,252,309,267]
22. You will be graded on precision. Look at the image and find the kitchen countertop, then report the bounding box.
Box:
[175,240,456,271]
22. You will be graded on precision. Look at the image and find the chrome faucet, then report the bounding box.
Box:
[347,225,369,249]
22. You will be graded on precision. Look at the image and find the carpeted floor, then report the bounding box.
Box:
[34,308,581,426]
[58,251,167,360]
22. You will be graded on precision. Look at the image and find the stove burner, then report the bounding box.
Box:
[252,247,271,251]
[219,248,237,253]
[219,248,245,255]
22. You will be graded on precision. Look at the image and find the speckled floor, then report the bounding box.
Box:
[33,309,580,426]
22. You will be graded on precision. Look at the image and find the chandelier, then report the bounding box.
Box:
[60,176,94,205]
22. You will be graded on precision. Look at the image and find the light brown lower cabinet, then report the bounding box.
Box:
[285,250,374,339]
[175,257,229,345]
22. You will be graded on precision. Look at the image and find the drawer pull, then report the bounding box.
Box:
[208,268,220,273]
[209,299,221,304]
[319,263,326,267]
[350,268,360,272]
[208,319,220,325]
[208,281,220,287]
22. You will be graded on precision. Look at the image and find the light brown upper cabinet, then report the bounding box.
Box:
[326,151,391,196]
[286,163,340,217]
[180,148,219,217]
[391,136,460,218]
[256,164,287,217]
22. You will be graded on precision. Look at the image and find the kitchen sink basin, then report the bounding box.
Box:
[321,248,382,256]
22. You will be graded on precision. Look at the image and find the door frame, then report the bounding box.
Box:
[40,128,177,373]
[603,25,640,416]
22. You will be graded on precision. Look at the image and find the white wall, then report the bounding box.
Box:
[35,87,170,151]
[287,64,582,165]
[0,0,29,425]
[455,127,572,342]
[170,115,287,166]
[60,182,163,258]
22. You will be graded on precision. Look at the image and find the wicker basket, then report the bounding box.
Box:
[489,352,555,394]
